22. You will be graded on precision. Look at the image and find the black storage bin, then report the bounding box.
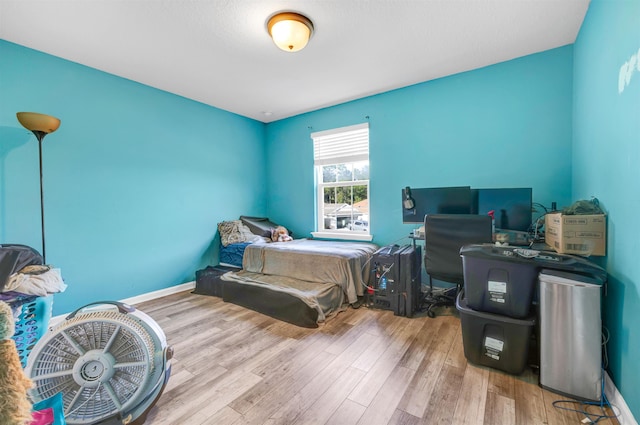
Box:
[460,244,541,318]
[456,291,535,375]
[193,265,237,297]
[460,244,608,319]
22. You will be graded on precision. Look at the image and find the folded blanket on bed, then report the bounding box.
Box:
[218,220,270,247]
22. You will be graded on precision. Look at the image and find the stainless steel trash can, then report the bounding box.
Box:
[538,269,604,401]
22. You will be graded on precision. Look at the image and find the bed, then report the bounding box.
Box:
[241,239,377,304]
[197,217,379,327]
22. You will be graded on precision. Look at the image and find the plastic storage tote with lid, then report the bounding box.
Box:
[460,244,607,318]
[456,291,536,375]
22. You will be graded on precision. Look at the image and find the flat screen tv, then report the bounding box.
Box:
[472,188,533,232]
[402,186,472,224]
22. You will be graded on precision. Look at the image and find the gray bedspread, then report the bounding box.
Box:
[221,270,345,323]
[242,239,379,304]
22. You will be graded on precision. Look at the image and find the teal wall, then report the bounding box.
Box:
[3,3,638,417]
[265,46,575,247]
[573,0,640,419]
[0,40,267,315]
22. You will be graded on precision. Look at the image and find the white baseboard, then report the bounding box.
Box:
[119,281,195,306]
[50,281,195,327]
[605,372,638,425]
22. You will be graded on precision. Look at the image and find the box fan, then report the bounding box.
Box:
[26,301,172,425]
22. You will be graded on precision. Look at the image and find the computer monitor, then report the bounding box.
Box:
[472,188,533,232]
[402,186,472,224]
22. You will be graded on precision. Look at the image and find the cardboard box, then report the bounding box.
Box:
[545,213,606,256]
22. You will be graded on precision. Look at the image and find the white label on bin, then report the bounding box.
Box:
[488,280,507,293]
[485,336,504,352]
[489,292,506,303]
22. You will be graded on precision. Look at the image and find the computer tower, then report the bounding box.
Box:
[369,244,422,317]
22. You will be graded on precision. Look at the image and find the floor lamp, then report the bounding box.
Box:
[16,112,61,264]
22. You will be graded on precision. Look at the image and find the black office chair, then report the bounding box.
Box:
[423,214,493,317]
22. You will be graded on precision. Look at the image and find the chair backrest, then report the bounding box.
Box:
[424,214,493,284]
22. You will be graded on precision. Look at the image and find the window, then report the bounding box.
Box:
[311,123,371,241]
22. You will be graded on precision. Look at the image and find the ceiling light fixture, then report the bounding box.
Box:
[267,12,314,52]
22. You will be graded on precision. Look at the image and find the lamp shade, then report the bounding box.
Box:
[268,12,313,52]
[16,112,61,134]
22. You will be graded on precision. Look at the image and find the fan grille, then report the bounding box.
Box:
[28,311,158,425]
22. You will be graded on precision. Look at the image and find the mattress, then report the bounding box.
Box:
[221,270,345,327]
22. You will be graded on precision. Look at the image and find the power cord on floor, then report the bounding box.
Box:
[551,399,618,424]
[551,376,619,424]
[551,327,619,424]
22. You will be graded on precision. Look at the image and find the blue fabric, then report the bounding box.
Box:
[32,392,66,425]
[219,242,250,267]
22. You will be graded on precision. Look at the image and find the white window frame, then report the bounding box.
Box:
[310,123,372,241]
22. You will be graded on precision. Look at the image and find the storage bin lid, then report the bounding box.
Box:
[455,291,536,325]
[460,244,607,282]
[460,244,541,265]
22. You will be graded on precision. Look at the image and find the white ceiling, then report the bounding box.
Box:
[0,0,590,123]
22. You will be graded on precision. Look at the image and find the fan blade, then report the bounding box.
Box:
[113,361,147,369]
[61,329,87,355]
[103,381,124,411]
[30,368,74,381]
[103,324,122,353]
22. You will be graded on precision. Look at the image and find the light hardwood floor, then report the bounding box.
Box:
[136,291,618,425]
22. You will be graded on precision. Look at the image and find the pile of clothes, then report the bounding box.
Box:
[0,244,66,306]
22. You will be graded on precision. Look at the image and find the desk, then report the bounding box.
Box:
[410,233,551,252]
[408,234,424,248]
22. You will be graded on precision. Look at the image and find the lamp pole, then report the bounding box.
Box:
[34,131,47,263]
[16,112,61,264]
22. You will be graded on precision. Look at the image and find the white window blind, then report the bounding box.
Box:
[312,123,369,166]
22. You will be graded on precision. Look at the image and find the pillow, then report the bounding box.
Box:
[218,221,243,247]
[218,220,257,247]
[239,216,277,237]
[240,216,291,238]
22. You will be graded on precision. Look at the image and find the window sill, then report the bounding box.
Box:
[311,231,374,242]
